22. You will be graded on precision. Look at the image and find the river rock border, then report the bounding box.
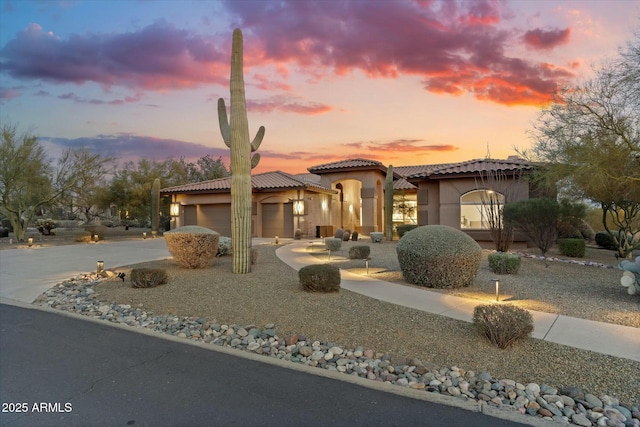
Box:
[33,274,639,427]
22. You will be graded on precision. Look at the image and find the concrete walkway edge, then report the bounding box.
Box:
[275,241,640,363]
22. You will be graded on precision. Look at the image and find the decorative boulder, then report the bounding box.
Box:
[619,256,640,296]
[164,225,220,268]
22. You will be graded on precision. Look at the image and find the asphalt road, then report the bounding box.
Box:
[0,303,530,427]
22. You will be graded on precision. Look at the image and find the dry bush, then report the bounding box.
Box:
[130,268,168,288]
[164,226,220,268]
[473,304,534,349]
[299,264,341,293]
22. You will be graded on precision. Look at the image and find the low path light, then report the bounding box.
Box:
[493,278,500,302]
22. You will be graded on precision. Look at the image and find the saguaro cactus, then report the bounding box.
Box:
[385,165,393,241]
[151,178,160,236]
[218,28,265,273]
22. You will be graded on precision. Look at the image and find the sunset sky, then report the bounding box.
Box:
[1,0,638,174]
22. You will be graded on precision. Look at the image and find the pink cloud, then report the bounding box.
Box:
[523,27,571,50]
[1,22,228,90]
[0,88,20,99]
[246,96,332,115]
[227,0,575,105]
[0,1,578,106]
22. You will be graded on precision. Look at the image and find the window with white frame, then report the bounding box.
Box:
[460,190,505,229]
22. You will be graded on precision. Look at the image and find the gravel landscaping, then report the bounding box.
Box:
[33,239,640,426]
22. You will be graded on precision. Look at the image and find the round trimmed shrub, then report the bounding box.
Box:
[488,253,521,274]
[299,264,341,292]
[164,225,220,268]
[558,238,586,258]
[397,224,419,238]
[348,245,371,259]
[351,231,359,241]
[396,225,482,288]
[370,232,383,243]
[325,238,342,252]
[334,228,344,239]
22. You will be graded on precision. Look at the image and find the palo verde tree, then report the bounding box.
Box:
[218,28,265,273]
[528,32,640,258]
[0,124,108,241]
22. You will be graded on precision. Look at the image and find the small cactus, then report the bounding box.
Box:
[151,178,160,235]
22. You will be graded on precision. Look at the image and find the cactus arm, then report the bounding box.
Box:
[250,153,261,169]
[251,126,265,152]
[218,98,231,147]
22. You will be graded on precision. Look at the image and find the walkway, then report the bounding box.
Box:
[0,237,638,362]
[276,241,640,363]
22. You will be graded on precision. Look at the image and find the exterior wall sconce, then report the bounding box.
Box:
[170,202,180,217]
[349,204,353,213]
[321,201,327,211]
[293,200,305,216]
[97,261,104,275]
[27,237,33,247]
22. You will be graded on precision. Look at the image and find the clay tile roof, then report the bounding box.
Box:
[393,178,416,190]
[307,158,384,173]
[162,171,335,194]
[403,158,534,180]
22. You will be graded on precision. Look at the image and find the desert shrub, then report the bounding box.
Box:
[325,238,342,251]
[370,232,383,243]
[83,224,107,241]
[217,236,232,257]
[595,231,618,250]
[101,220,115,228]
[503,198,559,257]
[348,245,371,259]
[164,225,220,268]
[334,228,344,239]
[351,231,359,241]
[558,238,586,258]
[250,247,258,265]
[473,304,534,349]
[488,253,521,274]
[73,230,92,243]
[294,229,302,240]
[130,268,168,288]
[36,218,57,235]
[579,222,595,241]
[0,228,8,238]
[299,264,341,292]
[397,224,419,238]
[342,231,351,241]
[396,225,481,288]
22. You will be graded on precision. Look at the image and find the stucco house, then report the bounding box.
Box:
[161,156,539,246]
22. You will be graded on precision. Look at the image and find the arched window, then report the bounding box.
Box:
[460,190,505,229]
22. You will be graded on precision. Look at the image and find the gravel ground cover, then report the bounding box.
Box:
[92,242,640,407]
[310,240,640,328]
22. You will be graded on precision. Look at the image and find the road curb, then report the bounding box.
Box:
[2,297,558,427]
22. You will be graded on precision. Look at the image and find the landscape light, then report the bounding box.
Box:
[27,237,33,247]
[494,279,500,302]
[97,261,104,275]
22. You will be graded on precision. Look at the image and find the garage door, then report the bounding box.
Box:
[262,203,293,238]
[199,204,232,237]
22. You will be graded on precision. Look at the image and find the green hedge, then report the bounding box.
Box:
[488,253,521,274]
[558,238,585,258]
